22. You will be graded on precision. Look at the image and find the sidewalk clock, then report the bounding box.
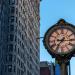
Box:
[43,19,75,59]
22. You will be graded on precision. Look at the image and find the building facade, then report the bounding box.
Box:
[0,0,40,75]
[40,61,55,75]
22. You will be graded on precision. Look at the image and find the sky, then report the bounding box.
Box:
[40,0,75,75]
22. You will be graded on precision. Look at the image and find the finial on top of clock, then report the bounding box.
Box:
[57,18,66,25]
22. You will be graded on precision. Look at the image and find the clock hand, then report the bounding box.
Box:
[56,42,62,52]
[56,37,65,52]
[57,37,65,42]
[57,39,75,41]
[65,39,75,41]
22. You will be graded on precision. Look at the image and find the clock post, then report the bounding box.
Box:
[56,58,69,75]
[60,62,68,75]
[43,19,75,75]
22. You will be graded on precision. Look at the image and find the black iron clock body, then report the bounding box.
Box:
[43,19,75,59]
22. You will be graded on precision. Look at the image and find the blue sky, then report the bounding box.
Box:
[40,0,75,75]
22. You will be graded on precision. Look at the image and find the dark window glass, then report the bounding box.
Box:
[27,70,30,75]
[16,8,18,14]
[10,7,15,13]
[9,34,14,41]
[9,44,13,52]
[6,55,8,62]
[14,66,16,72]
[5,65,7,72]
[17,68,20,75]
[22,34,24,40]
[6,54,12,62]
[14,45,17,52]
[15,36,17,42]
[18,48,20,55]
[10,25,14,31]
[21,70,24,75]
[9,0,15,5]
[22,43,24,49]
[16,17,18,23]
[11,18,14,23]
[8,65,12,72]
[9,54,12,62]
[24,66,26,72]
[13,55,16,62]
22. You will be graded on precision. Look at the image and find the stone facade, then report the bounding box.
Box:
[0,0,40,75]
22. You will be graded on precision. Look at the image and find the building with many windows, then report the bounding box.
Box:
[0,0,40,75]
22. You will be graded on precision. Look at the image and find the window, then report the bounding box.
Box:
[10,25,14,31]
[6,55,8,62]
[5,65,7,72]
[16,17,18,23]
[18,48,20,55]
[27,70,30,75]
[9,0,15,5]
[15,36,17,42]
[21,70,24,75]
[22,43,24,49]
[16,8,18,14]
[8,44,13,52]
[22,34,24,40]
[18,38,20,44]
[10,16,15,23]
[14,66,16,72]
[10,7,15,14]
[30,64,32,69]
[10,18,14,23]
[14,45,17,52]
[8,65,12,72]
[6,54,13,62]
[9,54,13,62]
[9,34,14,41]
[17,68,20,75]
[24,66,26,72]
[13,55,16,62]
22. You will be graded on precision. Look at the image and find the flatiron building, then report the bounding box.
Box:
[0,0,40,75]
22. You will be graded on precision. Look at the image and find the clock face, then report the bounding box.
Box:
[49,28,75,54]
[43,19,75,58]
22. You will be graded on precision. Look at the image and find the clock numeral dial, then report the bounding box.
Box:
[67,44,72,50]
[61,46,67,52]
[57,29,61,34]
[63,29,68,34]
[66,30,72,36]
[52,32,58,37]
[69,42,75,46]
[49,28,75,53]
[69,35,75,39]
